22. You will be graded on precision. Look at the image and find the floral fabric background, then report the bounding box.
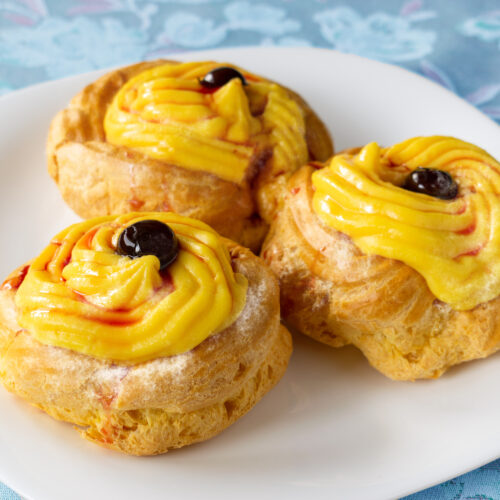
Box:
[1,0,500,123]
[1,0,500,499]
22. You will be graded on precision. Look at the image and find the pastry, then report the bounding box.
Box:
[0,212,292,455]
[262,136,500,380]
[47,60,333,252]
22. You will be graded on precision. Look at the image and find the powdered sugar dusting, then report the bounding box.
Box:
[133,350,190,385]
[236,277,268,328]
[93,364,129,386]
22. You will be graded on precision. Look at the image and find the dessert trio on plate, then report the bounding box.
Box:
[1,60,500,455]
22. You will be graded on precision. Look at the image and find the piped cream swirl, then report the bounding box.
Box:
[312,136,500,310]
[104,61,308,184]
[13,213,248,363]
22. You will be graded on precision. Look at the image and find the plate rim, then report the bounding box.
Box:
[2,45,499,132]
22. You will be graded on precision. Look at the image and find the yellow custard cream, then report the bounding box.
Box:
[312,136,500,310]
[15,213,248,363]
[104,61,307,184]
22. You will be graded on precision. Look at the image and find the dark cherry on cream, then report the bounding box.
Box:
[117,220,178,270]
[199,67,247,89]
[402,167,458,200]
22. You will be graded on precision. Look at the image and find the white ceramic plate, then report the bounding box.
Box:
[1,47,500,500]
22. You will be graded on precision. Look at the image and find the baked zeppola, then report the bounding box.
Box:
[0,212,292,454]
[47,60,333,252]
[262,136,500,380]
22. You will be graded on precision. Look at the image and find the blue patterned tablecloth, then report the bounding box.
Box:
[1,1,500,499]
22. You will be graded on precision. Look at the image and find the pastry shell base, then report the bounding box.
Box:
[0,243,292,455]
[261,166,500,381]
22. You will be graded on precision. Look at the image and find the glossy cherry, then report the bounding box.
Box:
[117,220,178,270]
[402,167,458,200]
[199,66,247,89]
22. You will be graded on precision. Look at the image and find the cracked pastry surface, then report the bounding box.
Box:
[47,60,333,252]
[0,213,292,454]
[261,136,500,380]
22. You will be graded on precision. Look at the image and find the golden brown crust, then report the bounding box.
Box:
[37,324,291,455]
[261,166,500,381]
[284,87,333,163]
[0,242,292,454]
[47,60,333,252]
